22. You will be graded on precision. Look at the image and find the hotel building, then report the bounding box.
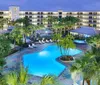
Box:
[0,6,100,30]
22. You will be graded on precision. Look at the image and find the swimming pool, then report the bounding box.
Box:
[74,40,86,44]
[23,44,82,77]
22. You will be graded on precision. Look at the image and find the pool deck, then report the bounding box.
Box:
[3,43,90,85]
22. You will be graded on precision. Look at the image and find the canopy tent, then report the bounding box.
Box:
[7,26,14,31]
[70,26,97,37]
[36,29,53,34]
[35,28,53,38]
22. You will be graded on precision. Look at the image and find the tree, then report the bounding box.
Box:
[0,76,7,85]
[0,18,9,30]
[0,34,11,75]
[6,72,18,85]
[45,16,80,35]
[70,50,100,85]
[86,34,100,48]
[0,34,11,58]
[54,34,75,56]
[70,53,91,85]
[40,75,55,85]
[18,65,28,84]
[10,26,23,46]
[16,16,30,27]
[5,65,28,85]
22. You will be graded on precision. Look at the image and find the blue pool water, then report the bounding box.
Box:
[74,40,86,44]
[23,44,82,77]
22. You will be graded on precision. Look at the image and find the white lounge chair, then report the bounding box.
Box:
[39,40,42,44]
[50,39,53,42]
[32,43,37,48]
[42,40,45,43]
[46,40,49,43]
[57,39,60,42]
[28,44,33,48]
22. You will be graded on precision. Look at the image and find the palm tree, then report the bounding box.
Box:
[86,34,100,48]
[5,65,28,85]
[59,34,75,57]
[49,16,80,35]
[15,16,30,27]
[40,75,55,85]
[18,65,28,85]
[0,76,7,85]
[6,72,18,85]
[0,34,11,58]
[70,51,97,85]
[60,16,80,33]
[0,18,9,30]
[10,26,23,46]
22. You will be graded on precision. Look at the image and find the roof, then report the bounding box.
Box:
[7,26,14,29]
[70,26,97,36]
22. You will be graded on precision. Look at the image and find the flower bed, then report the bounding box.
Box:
[60,55,74,61]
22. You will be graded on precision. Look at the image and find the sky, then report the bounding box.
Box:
[0,0,100,11]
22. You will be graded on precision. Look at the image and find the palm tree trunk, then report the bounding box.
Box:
[82,79,85,85]
[86,79,90,85]
[14,40,16,48]
[64,28,66,34]
[24,34,26,44]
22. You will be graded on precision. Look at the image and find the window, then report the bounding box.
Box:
[89,24,93,27]
[25,16,28,17]
[93,20,96,23]
[37,23,40,25]
[59,16,62,18]
[89,16,92,19]
[70,12,72,14]
[77,12,79,15]
[41,16,43,18]
[0,12,4,14]
[29,16,32,18]
[93,24,96,27]
[89,20,92,23]
[29,12,32,15]
[59,12,62,14]
[30,20,32,22]
[37,16,40,18]
[41,12,43,14]
[37,19,40,22]
[93,16,97,19]
[93,12,97,15]
[25,12,28,14]
[89,12,92,15]
[80,12,83,15]
[48,12,50,14]
[0,16,3,18]
[38,12,40,14]
[51,12,53,14]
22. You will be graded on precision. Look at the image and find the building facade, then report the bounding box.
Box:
[0,6,100,30]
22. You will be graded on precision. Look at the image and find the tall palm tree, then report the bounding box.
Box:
[15,16,30,27]
[70,51,97,85]
[10,26,23,46]
[61,16,80,33]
